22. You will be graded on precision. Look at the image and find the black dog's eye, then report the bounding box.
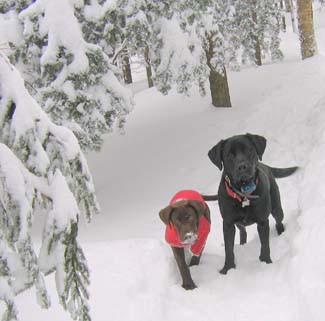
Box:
[248,148,257,160]
[226,153,235,161]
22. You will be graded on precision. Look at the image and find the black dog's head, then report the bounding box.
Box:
[208,133,266,187]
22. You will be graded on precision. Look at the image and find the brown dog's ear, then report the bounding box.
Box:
[203,206,211,223]
[246,133,266,161]
[208,140,225,171]
[159,206,173,225]
[187,200,204,217]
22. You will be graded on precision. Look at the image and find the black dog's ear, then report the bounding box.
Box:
[208,140,225,171]
[159,206,173,225]
[246,133,266,160]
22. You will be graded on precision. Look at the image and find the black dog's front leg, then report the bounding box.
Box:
[257,220,272,264]
[220,221,236,274]
[171,247,196,290]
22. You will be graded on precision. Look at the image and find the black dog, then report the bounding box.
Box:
[207,133,298,274]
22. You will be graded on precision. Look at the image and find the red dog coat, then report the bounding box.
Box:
[165,190,210,256]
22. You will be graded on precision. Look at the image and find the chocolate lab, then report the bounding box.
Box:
[207,133,298,274]
[159,190,211,290]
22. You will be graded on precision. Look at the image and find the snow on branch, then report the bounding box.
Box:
[12,0,134,151]
[0,52,98,321]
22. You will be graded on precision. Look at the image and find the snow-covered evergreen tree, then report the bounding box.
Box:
[0,52,99,321]
[3,0,133,152]
[94,0,208,95]
[175,0,235,106]
[233,0,283,66]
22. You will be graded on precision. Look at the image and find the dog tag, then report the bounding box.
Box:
[242,198,250,207]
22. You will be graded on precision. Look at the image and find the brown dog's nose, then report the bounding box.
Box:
[183,232,198,244]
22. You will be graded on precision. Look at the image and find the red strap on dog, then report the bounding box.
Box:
[169,189,207,209]
[165,216,210,256]
[225,180,242,202]
[224,177,259,203]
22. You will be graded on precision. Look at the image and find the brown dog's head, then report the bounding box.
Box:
[208,133,266,188]
[159,200,204,244]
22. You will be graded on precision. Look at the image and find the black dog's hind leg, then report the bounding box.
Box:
[172,247,196,290]
[257,220,272,264]
[269,179,285,235]
[220,221,236,274]
[236,224,247,245]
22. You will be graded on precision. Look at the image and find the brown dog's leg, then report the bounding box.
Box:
[172,247,196,290]
[189,252,202,267]
[257,220,272,264]
[220,221,236,274]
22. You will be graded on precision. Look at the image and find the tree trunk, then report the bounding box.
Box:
[286,0,297,33]
[144,46,154,88]
[209,66,232,108]
[205,35,231,108]
[251,6,262,66]
[122,52,133,84]
[279,0,286,32]
[297,0,317,59]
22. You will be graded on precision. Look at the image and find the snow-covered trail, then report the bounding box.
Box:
[82,21,325,321]
[81,35,303,242]
[15,9,325,321]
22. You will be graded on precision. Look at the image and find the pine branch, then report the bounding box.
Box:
[60,223,91,321]
[2,300,18,321]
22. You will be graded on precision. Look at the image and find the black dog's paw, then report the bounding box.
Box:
[276,223,285,235]
[182,281,197,290]
[189,256,200,266]
[219,263,236,275]
[259,255,272,264]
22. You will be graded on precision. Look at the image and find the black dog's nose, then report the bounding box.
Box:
[238,163,248,172]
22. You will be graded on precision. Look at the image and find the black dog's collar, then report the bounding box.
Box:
[224,175,259,207]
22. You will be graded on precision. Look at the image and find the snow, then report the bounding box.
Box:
[0,53,81,161]
[0,10,22,47]
[20,0,90,74]
[5,6,325,321]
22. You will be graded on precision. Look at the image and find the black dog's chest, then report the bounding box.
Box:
[233,206,256,226]
[219,195,260,225]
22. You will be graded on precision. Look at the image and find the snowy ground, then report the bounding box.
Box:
[14,8,325,321]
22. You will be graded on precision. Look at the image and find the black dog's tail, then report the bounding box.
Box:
[270,166,299,178]
[202,194,218,201]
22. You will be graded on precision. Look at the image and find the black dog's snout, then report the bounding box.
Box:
[238,162,248,173]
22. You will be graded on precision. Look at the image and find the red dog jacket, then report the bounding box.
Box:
[165,190,210,256]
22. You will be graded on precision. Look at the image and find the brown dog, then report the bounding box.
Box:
[159,190,211,290]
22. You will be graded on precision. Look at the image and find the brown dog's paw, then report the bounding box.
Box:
[219,263,236,275]
[182,281,197,290]
[276,223,285,235]
[189,256,200,266]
